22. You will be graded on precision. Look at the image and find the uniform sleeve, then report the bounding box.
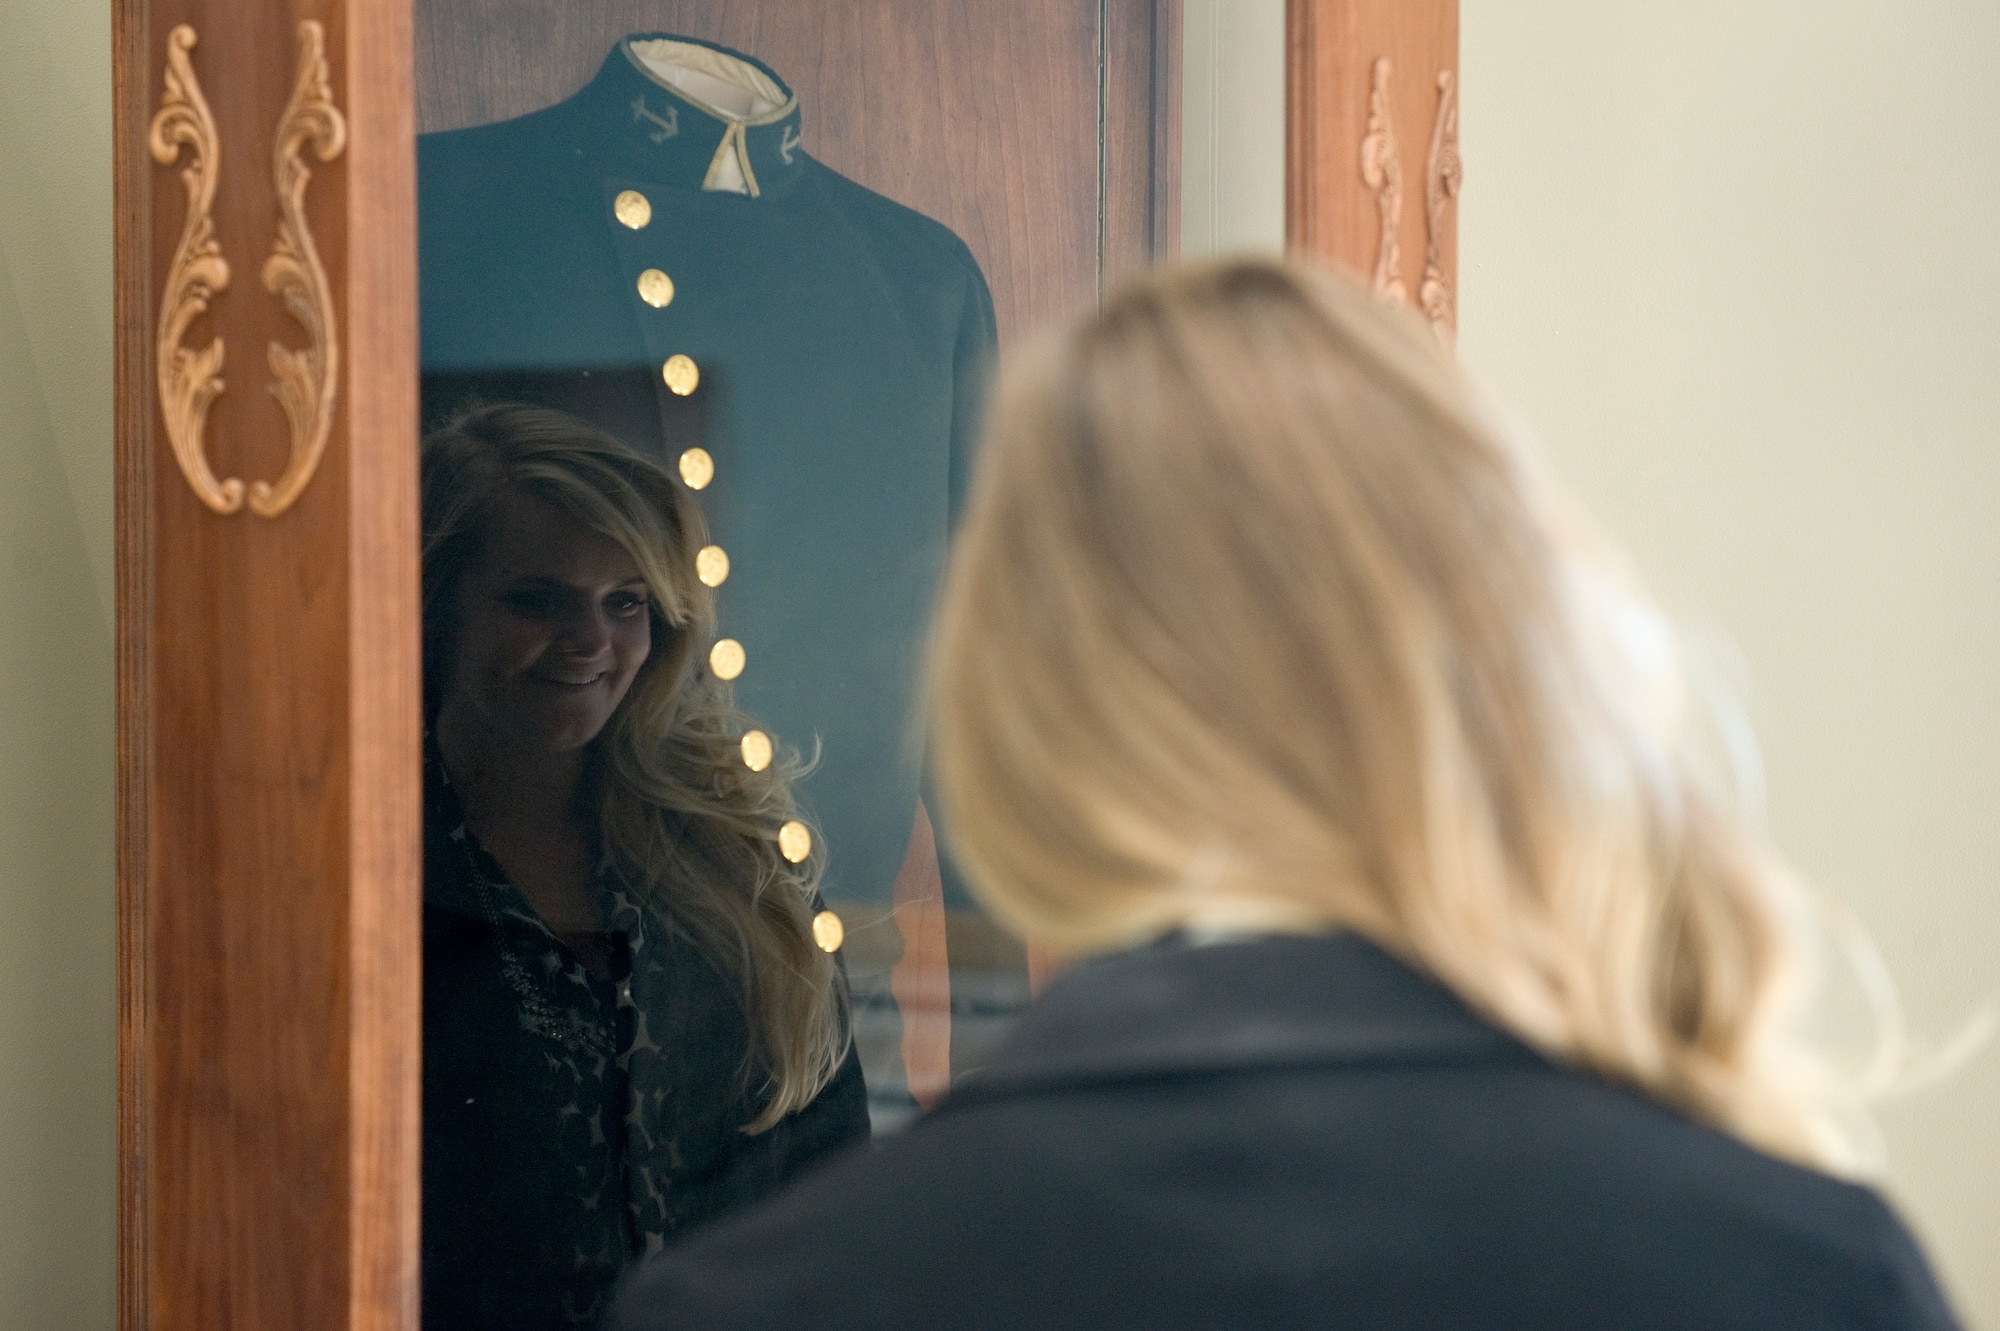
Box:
[933,258,999,914]
[946,259,1000,527]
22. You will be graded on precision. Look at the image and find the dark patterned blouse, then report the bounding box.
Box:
[421,755,871,1330]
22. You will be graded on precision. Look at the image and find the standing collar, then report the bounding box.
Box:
[939,933,1537,1112]
[567,33,807,198]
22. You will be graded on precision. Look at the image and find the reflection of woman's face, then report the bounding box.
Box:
[440,490,654,755]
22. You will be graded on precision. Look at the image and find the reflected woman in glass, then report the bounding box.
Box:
[419,405,867,1329]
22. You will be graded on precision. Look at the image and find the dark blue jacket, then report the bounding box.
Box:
[608,932,1961,1330]
[422,757,869,1331]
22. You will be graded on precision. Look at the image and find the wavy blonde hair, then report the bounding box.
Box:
[423,404,846,1133]
[931,257,1878,1172]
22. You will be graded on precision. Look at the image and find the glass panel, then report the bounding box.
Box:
[411,5,1168,1324]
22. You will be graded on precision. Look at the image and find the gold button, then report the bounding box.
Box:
[709,638,745,681]
[663,354,700,396]
[695,545,730,588]
[812,909,844,953]
[637,268,675,308]
[613,189,652,229]
[740,730,773,772]
[779,820,813,864]
[678,447,714,491]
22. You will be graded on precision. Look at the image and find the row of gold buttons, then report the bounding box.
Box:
[619,193,704,399]
[615,187,827,909]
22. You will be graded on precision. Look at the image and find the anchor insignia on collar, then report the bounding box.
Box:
[631,95,679,144]
[780,124,802,164]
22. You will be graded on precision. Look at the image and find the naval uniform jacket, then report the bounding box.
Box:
[607,933,1962,1330]
[421,755,869,1331]
[419,36,998,912]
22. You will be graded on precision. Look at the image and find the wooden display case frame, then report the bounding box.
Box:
[112,2,1454,1325]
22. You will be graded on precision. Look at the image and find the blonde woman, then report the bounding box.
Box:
[609,260,1959,1329]
[420,406,865,1330]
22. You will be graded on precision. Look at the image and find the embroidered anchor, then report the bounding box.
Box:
[631,95,678,144]
[780,124,802,165]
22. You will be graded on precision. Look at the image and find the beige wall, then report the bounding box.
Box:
[0,0,118,1325]
[1187,2,2000,1322]
[1459,3,2000,1324]
[1181,0,1286,258]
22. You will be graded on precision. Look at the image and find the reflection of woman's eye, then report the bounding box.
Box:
[607,591,650,619]
[501,587,564,618]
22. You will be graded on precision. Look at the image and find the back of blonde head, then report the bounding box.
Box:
[932,257,1862,1172]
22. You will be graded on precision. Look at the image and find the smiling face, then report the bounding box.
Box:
[438,489,656,757]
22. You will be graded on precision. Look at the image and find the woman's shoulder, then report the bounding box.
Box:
[611,1064,1957,1331]
[608,933,1962,1330]
[1424,1056,1956,1324]
[997,933,1959,1320]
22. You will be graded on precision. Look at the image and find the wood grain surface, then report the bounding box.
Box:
[136,2,351,1323]
[344,3,422,1327]
[1287,0,1457,320]
[112,1,152,1324]
[117,0,421,1326]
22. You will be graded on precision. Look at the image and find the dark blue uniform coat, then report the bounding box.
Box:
[607,933,1963,1330]
[420,36,997,910]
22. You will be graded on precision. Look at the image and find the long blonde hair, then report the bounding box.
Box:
[423,405,846,1133]
[931,257,1872,1171]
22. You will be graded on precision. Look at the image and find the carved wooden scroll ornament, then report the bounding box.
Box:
[149,22,346,519]
[253,20,347,518]
[149,25,241,514]
[1358,59,1462,343]
[1359,57,1406,305]
[1420,71,1462,342]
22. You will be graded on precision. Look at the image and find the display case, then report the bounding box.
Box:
[113,1,1454,1325]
